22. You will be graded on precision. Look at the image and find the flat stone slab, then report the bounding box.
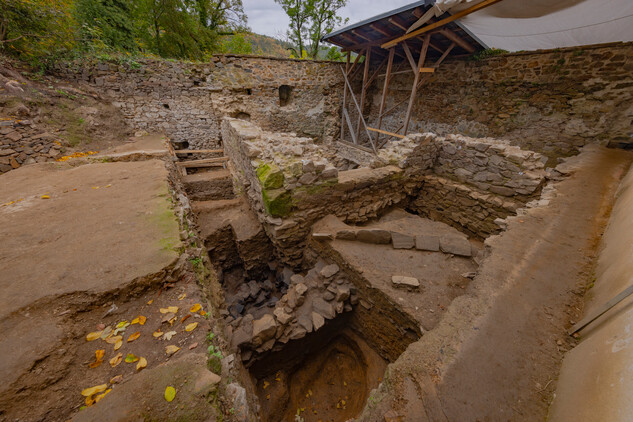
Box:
[440,235,472,257]
[392,232,415,249]
[392,275,421,289]
[416,235,440,252]
[356,229,392,244]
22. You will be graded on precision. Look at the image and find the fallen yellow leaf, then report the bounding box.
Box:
[99,327,113,340]
[147,299,153,305]
[199,310,207,316]
[127,332,141,342]
[263,381,270,390]
[125,353,139,363]
[160,306,179,314]
[163,331,177,341]
[88,360,102,369]
[109,353,123,367]
[178,293,186,300]
[131,315,147,325]
[137,357,147,371]
[165,386,176,402]
[95,349,105,360]
[105,335,122,345]
[86,331,102,342]
[165,345,180,356]
[41,195,50,199]
[114,340,122,351]
[94,389,111,403]
[85,395,95,406]
[185,322,198,332]
[116,321,129,329]
[190,304,201,313]
[81,384,108,397]
[110,375,123,384]
[153,330,163,338]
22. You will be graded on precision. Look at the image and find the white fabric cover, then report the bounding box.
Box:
[455,0,633,51]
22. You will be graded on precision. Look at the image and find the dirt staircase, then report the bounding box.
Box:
[172,146,272,276]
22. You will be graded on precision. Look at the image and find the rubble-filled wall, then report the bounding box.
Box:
[52,55,344,149]
[366,42,633,160]
[222,117,422,266]
[378,133,547,238]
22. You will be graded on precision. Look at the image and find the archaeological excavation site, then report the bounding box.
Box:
[2,1,633,421]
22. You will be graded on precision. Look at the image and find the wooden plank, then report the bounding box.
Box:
[352,29,372,42]
[368,127,405,139]
[175,149,224,155]
[364,56,388,90]
[382,0,504,49]
[340,53,351,142]
[569,284,633,335]
[403,35,430,135]
[370,23,394,38]
[356,47,372,141]
[346,49,363,76]
[416,43,455,90]
[339,67,376,152]
[439,28,475,53]
[378,123,405,148]
[176,157,229,168]
[401,42,418,73]
[376,47,395,144]
[342,107,358,145]
[420,67,435,73]
[388,17,407,31]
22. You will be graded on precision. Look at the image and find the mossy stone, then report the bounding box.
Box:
[256,163,284,190]
[262,188,293,217]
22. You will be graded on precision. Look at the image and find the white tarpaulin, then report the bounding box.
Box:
[454,0,633,51]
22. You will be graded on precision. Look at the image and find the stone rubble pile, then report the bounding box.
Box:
[0,119,65,173]
[226,260,357,363]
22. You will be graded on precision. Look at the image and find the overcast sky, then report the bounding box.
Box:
[243,0,414,39]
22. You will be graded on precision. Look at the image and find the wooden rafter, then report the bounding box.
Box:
[439,28,475,53]
[382,0,503,49]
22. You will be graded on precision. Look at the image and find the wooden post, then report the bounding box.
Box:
[356,47,372,142]
[340,52,351,142]
[339,67,376,152]
[403,35,430,136]
[376,47,395,144]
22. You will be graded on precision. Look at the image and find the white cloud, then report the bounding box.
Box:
[243,0,415,39]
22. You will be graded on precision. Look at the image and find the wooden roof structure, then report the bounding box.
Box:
[322,0,501,152]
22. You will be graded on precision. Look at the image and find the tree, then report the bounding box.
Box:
[195,0,247,34]
[75,0,136,52]
[274,0,347,59]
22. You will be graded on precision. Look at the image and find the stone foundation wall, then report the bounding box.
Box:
[367,42,633,160]
[53,55,344,149]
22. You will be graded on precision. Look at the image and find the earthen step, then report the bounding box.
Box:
[191,197,243,213]
[182,169,235,201]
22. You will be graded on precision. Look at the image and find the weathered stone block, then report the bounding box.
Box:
[439,236,472,257]
[415,235,440,252]
[391,276,420,289]
[357,229,391,244]
[391,232,415,249]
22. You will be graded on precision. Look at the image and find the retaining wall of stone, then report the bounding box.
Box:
[52,55,344,150]
[366,42,633,160]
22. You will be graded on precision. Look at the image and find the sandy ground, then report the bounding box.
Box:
[359,145,633,421]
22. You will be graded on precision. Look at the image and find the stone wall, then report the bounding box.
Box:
[53,55,344,149]
[0,118,67,173]
[367,42,633,160]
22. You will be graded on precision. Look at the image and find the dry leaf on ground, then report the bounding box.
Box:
[125,353,139,363]
[165,386,176,402]
[81,384,107,397]
[190,303,202,313]
[185,322,198,332]
[127,332,141,342]
[165,345,180,356]
[160,306,178,314]
[136,357,147,371]
[86,331,102,342]
[109,353,123,367]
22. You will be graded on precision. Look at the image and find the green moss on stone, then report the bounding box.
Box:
[256,162,284,189]
[262,188,293,217]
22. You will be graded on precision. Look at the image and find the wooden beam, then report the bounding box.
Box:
[368,127,405,139]
[364,56,388,90]
[356,47,372,141]
[339,66,377,152]
[176,157,229,168]
[342,107,358,145]
[420,67,435,73]
[376,47,395,144]
[175,149,224,155]
[352,30,372,42]
[346,50,363,76]
[403,35,430,135]
[439,28,475,53]
[382,0,504,49]
[370,23,394,38]
[401,42,418,73]
[378,123,405,148]
[388,17,407,31]
[340,52,351,142]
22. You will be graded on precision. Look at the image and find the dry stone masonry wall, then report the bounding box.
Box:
[0,118,66,173]
[53,55,344,150]
[367,42,633,160]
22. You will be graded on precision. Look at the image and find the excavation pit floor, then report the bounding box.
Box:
[314,210,480,330]
[252,327,387,422]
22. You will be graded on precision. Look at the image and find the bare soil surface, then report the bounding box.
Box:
[315,210,479,331]
[0,146,221,421]
[359,146,633,421]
